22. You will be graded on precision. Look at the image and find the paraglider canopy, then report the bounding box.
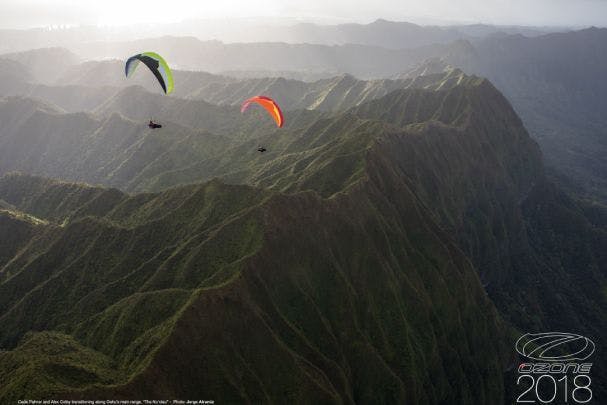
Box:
[125,52,174,94]
[241,96,284,128]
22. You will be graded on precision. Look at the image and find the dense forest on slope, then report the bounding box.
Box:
[0,64,605,402]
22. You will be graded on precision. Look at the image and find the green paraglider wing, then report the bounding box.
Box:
[125,52,174,94]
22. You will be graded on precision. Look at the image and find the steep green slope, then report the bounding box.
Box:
[0,209,45,270]
[354,79,607,399]
[0,175,274,400]
[0,171,512,404]
[443,28,607,202]
[0,70,605,403]
[0,74,521,403]
[0,331,122,403]
[77,182,511,404]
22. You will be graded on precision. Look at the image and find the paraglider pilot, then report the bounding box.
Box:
[148,119,162,129]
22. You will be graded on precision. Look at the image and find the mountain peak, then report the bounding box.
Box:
[399,57,453,79]
[369,18,418,28]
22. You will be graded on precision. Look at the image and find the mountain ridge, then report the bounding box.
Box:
[0,63,605,402]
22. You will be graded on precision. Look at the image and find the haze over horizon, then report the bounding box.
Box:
[1,0,606,29]
[1,0,607,403]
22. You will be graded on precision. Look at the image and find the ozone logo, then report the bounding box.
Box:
[516,332,595,362]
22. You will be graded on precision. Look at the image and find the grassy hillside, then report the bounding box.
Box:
[0,69,605,402]
[0,173,512,404]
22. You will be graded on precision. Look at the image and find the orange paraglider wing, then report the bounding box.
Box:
[241,96,284,128]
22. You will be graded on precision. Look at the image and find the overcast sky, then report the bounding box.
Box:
[1,0,606,28]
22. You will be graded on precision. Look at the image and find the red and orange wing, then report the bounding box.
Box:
[241,96,284,128]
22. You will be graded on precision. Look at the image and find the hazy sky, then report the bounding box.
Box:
[1,0,606,28]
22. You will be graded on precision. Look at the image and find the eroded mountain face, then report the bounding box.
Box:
[0,64,605,403]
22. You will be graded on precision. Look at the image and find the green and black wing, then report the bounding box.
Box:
[125,52,174,94]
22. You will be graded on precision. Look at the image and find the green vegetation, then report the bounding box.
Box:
[0,68,605,403]
[0,331,122,403]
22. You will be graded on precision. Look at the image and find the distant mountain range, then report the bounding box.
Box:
[159,18,555,48]
[0,18,559,53]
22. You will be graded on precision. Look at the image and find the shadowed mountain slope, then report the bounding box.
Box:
[0,171,511,404]
[443,27,607,202]
[0,69,605,403]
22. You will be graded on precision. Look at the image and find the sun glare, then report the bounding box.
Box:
[94,0,281,26]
